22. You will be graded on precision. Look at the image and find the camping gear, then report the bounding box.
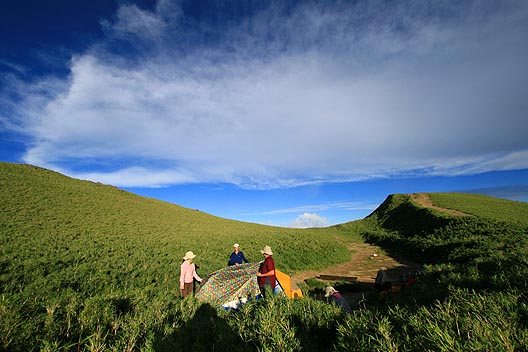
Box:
[195,262,303,309]
[391,277,417,293]
[196,262,260,308]
[275,269,303,298]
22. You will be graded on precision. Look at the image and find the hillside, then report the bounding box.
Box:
[2,162,528,351]
[0,162,365,350]
[365,191,528,236]
[426,192,528,226]
[316,191,528,286]
[361,192,528,288]
[0,162,352,276]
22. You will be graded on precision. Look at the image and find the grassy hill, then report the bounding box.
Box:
[352,192,528,350]
[427,192,528,226]
[363,192,528,266]
[0,162,353,276]
[1,162,528,351]
[0,162,361,350]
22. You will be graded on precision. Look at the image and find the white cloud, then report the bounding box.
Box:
[101,4,167,43]
[60,166,197,188]
[0,59,28,74]
[6,0,528,188]
[289,213,329,228]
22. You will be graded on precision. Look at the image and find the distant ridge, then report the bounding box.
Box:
[409,193,470,217]
[367,191,528,229]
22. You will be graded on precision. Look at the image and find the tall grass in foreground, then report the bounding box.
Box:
[336,288,528,351]
[4,287,526,351]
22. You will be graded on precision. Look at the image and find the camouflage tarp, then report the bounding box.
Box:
[195,262,261,307]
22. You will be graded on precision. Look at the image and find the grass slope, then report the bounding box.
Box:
[2,163,528,351]
[0,162,352,277]
[363,192,528,264]
[0,162,358,350]
[427,192,528,227]
[353,192,528,350]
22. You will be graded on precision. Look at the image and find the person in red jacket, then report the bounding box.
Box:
[257,245,276,298]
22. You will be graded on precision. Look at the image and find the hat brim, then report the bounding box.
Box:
[325,288,336,297]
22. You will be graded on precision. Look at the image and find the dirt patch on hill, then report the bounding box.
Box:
[292,242,420,285]
[291,193,468,304]
[291,241,421,306]
[410,193,470,217]
[291,193,465,287]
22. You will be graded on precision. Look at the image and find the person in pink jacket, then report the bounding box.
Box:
[180,251,203,297]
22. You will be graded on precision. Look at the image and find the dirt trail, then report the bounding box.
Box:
[292,193,463,287]
[292,242,420,286]
[410,193,470,217]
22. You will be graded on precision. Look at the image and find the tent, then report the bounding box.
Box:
[275,269,303,299]
[195,262,260,308]
[195,262,303,309]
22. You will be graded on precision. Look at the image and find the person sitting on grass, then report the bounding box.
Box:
[325,286,353,314]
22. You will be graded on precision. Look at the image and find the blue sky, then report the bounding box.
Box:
[1,0,527,227]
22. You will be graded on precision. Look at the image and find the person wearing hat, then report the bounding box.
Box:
[180,251,203,298]
[325,286,353,314]
[228,243,250,267]
[256,245,276,298]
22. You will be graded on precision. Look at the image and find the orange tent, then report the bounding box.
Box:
[275,269,303,298]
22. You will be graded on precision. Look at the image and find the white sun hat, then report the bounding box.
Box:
[325,286,337,298]
[260,245,273,255]
[183,251,196,260]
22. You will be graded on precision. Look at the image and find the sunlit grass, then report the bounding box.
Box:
[428,192,528,227]
[1,163,527,351]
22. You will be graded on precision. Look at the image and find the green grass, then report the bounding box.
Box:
[0,162,362,351]
[2,162,528,351]
[428,192,528,227]
[0,162,353,276]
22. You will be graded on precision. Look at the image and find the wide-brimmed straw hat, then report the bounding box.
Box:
[183,251,196,260]
[260,245,273,255]
[325,286,337,298]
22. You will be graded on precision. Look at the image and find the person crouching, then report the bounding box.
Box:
[325,286,353,314]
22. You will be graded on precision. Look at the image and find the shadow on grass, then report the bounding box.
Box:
[304,265,442,312]
[153,303,249,352]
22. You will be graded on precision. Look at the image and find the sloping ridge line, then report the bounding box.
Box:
[409,193,471,217]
